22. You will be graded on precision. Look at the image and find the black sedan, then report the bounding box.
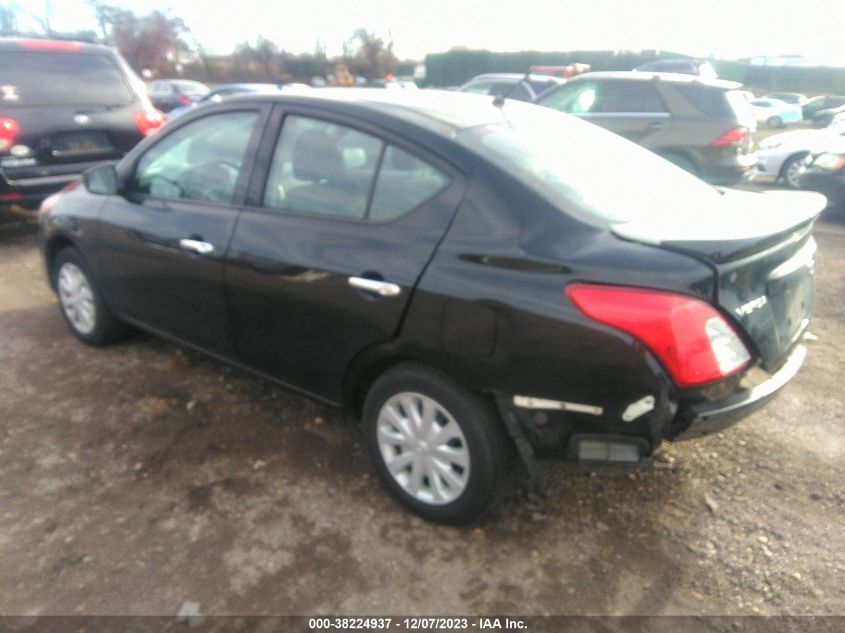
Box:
[38,90,823,524]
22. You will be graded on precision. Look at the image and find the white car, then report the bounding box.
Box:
[757,122,845,188]
[750,98,803,128]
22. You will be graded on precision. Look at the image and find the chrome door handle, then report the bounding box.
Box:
[348,276,401,297]
[179,238,214,255]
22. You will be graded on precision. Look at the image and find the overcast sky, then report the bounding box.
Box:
[9,0,845,64]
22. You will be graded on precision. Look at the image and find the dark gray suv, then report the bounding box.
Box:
[535,71,757,184]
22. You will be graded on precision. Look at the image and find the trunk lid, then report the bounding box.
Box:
[611,189,825,372]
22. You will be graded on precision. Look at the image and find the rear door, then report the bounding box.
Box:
[93,105,269,355]
[225,108,464,402]
[0,47,142,178]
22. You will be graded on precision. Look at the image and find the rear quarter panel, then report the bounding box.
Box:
[397,165,717,443]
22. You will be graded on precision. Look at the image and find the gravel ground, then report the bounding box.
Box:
[0,205,843,617]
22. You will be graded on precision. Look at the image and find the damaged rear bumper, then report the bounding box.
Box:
[671,344,807,441]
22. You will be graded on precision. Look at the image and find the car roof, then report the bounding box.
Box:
[569,70,741,90]
[227,88,514,133]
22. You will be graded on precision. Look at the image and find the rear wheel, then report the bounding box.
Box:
[362,364,510,524]
[781,154,808,189]
[767,115,784,129]
[52,247,126,345]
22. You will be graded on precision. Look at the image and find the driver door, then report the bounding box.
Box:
[92,106,268,355]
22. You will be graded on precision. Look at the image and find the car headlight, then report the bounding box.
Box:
[813,153,845,171]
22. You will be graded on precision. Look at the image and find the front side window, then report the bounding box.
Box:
[538,81,601,114]
[132,111,258,204]
[263,115,383,219]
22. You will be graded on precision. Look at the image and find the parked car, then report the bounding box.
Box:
[802,95,845,120]
[765,92,808,106]
[147,79,209,113]
[750,98,802,128]
[534,71,758,183]
[39,90,821,524]
[756,122,845,188]
[458,73,565,102]
[812,104,845,129]
[0,38,163,216]
[635,58,718,79]
[800,137,845,208]
[167,83,292,120]
[530,64,591,79]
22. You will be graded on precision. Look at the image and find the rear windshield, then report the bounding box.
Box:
[0,51,134,106]
[457,102,720,224]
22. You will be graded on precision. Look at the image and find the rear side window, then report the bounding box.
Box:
[539,80,666,114]
[263,115,382,219]
[599,81,667,113]
[263,115,449,222]
[672,83,735,117]
[370,147,450,221]
[0,51,134,106]
[132,111,258,204]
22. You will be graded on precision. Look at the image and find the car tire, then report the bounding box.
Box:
[767,116,784,129]
[52,247,126,346]
[781,154,809,189]
[362,363,511,525]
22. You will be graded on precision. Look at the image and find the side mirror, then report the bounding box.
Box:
[83,164,120,195]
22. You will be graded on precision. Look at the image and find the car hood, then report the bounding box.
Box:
[610,188,826,263]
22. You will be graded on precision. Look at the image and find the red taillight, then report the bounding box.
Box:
[17,39,81,52]
[566,284,751,388]
[178,94,192,105]
[0,116,19,152]
[0,192,23,201]
[711,127,749,147]
[134,109,165,137]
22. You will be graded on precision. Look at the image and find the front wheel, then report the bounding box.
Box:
[362,364,511,524]
[52,247,126,345]
[781,154,808,189]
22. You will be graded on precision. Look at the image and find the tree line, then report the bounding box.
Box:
[0,1,402,82]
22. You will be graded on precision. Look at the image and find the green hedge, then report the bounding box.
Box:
[423,49,845,95]
[423,49,681,87]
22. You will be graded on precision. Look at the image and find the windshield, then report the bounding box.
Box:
[457,102,720,224]
[0,51,134,106]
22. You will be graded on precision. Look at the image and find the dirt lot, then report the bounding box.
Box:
[0,206,843,617]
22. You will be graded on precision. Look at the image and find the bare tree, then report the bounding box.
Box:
[349,28,397,79]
